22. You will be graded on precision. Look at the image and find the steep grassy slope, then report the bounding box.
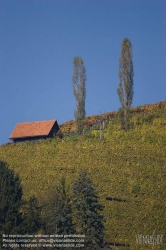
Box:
[0,101,166,249]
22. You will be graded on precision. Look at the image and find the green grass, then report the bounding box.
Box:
[0,102,166,249]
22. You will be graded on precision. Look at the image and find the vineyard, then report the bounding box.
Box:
[0,100,166,249]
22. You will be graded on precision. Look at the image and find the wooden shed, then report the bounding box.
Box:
[9,120,60,143]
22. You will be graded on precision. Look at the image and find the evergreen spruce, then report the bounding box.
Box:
[117,38,134,130]
[0,161,22,246]
[72,169,105,249]
[21,196,42,234]
[47,177,74,235]
[72,56,86,135]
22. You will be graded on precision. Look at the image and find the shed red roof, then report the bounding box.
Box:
[9,120,58,139]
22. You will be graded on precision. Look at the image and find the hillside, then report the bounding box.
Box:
[59,100,166,134]
[0,101,166,249]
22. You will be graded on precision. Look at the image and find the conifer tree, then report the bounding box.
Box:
[0,161,22,246]
[47,177,74,235]
[21,196,42,234]
[117,38,134,130]
[0,161,42,248]
[72,169,105,249]
[72,56,86,135]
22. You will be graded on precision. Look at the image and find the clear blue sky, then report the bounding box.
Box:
[0,0,165,145]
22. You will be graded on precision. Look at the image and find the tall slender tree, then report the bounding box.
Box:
[72,56,86,135]
[72,169,105,249]
[117,38,134,130]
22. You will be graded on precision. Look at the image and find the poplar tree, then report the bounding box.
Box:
[117,38,134,130]
[72,169,105,249]
[72,56,86,135]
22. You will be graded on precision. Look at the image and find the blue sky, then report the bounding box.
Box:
[0,0,165,145]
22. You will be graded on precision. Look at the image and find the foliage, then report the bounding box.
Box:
[117,38,134,130]
[117,107,130,130]
[0,161,22,246]
[21,196,42,234]
[72,56,86,135]
[72,169,105,249]
[46,177,74,235]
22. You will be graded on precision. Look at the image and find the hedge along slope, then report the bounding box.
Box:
[0,101,165,249]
